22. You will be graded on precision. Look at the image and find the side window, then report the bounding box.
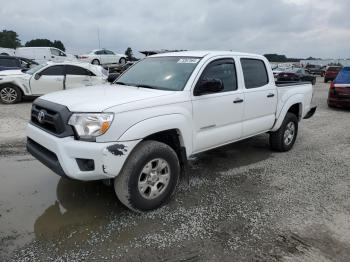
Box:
[105,50,114,55]
[50,48,60,56]
[198,59,237,93]
[0,58,19,67]
[241,58,269,89]
[65,65,92,76]
[95,50,104,55]
[40,65,65,76]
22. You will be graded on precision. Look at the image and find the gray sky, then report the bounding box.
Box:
[1,0,349,58]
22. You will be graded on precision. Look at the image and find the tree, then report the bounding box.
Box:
[124,47,135,61]
[0,30,21,48]
[25,39,66,51]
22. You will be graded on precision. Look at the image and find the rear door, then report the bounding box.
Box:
[95,50,106,64]
[65,65,93,89]
[192,58,244,153]
[240,58,277,137]
[30,65,65,95]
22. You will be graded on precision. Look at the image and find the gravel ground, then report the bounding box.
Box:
[0,78,349,261]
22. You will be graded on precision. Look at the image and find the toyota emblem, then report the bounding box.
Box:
[37,110,46,124]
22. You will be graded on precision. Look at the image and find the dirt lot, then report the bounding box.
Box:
[0,78,349,261]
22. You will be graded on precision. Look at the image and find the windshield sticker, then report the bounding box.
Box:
[177,58,200,64]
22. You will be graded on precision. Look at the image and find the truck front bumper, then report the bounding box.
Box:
[26,123,140,181]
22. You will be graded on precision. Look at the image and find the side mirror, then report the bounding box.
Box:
[107,73,120,83]
[194,78,224,96]
[34,73,41,80]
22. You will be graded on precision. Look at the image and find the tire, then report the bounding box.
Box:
[114,140,180,212]
[0,84,22,104]
[269,113,298,152]
[119,57,126,65]
[91,59,100,65]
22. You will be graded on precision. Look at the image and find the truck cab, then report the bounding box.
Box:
[26,51,316,212]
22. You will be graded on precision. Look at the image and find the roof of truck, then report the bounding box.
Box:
[151,50,263,58]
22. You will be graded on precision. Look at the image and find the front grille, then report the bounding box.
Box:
[30,98,75,138]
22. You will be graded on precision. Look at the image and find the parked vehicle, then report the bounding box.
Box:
[276,68,316,85]
[15,47,76,64]
[305,65,324,76]
[0,47,16,56]
[0,56,38,71]
[324,66,342,83]
[0,62,107,104]
[78,49,127,65]
[328,67,350,108]
[272,66,291,78]
[106,62,135,82]
[26,51,316,212]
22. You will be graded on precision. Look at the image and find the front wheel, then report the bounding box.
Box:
[0,85,22,104]
[269,113,298,152]
[91,59,100,65]
[114,140,180,212]
[119,57,126,65]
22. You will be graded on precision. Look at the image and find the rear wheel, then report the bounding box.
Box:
[270,113,298,152]
[0,85,22,104]
[114,140,180,212]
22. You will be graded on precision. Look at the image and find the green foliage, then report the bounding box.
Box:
[25,39,66,51]
[125,47,135,61]
[0,30,21,48]
[264,53,301,63]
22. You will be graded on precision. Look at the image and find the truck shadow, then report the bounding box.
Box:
[33,134,272,240]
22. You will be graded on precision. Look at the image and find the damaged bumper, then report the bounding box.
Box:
[26,123,140,181]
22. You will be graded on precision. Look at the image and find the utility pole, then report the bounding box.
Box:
[97,28,101,49]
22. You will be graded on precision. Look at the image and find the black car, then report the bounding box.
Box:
[277,68,317,85]
[0,55,38,71]
[305,64,325,76]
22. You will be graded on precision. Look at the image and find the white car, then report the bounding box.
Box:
[0,62,107,104]
[26,51,316,212]
[78,49,127,65]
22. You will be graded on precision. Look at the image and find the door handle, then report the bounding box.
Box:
[267,93,275,98]
[233,98,244,103]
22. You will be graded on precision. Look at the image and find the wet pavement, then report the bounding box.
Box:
[1,78,350,261]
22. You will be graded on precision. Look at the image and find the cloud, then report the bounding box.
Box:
[0,0,349,58]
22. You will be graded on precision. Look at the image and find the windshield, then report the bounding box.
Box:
[26,63,48,75]
[115,56,201,91]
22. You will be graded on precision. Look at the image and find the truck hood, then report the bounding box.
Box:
[40,84,178,112]
[0,69,25,76]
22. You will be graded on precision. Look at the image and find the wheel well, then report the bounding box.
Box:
[287,103,301,120]
[0,83,24,98]
[143,129,187,169]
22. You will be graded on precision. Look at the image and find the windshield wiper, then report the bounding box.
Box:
[136,84,158,89]
[115,81,127,85]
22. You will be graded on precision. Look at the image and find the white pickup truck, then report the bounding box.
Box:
[26,51,316,212]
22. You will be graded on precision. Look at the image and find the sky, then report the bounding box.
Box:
[0,0,349,58]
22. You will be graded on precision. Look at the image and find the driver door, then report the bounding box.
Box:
[30,65,65,95]
[192,58,244,153]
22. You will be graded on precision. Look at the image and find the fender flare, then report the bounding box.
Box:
[118,114,193,154]
[271,94,303,131]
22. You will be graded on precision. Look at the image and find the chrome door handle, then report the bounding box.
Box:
[267,93,275,98]
[233,98,244,103]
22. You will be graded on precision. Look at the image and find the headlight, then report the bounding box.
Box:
[68,113,114,141]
